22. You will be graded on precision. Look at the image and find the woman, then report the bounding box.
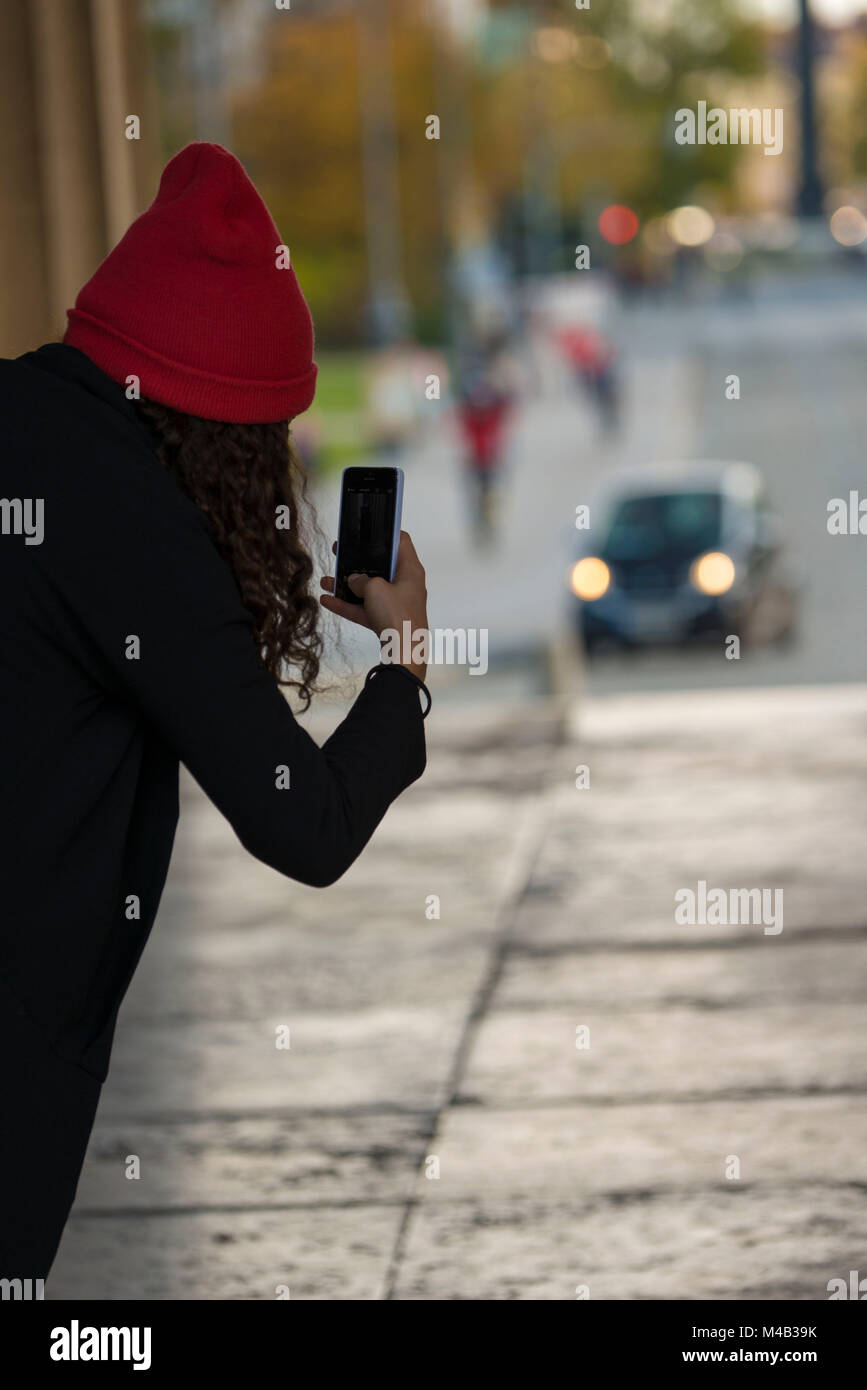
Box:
[0,143,430,1281]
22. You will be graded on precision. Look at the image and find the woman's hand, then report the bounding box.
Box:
[319,530,429,682]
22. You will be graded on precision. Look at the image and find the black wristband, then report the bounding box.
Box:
[365,662,432,718]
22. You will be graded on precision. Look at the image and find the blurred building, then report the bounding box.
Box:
[0,0,156,356]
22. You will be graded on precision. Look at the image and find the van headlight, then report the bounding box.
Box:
[690,551,735,596]
[570,557,611,601]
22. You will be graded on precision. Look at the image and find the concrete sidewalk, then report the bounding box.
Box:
[49,682,867,1299]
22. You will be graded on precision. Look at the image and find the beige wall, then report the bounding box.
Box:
[0,0,157,357]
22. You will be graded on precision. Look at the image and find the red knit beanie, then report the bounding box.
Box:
[64,143,317,423]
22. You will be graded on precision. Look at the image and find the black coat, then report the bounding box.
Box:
[0,344,426,1278]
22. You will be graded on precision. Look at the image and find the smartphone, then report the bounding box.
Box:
[334,465,404,605]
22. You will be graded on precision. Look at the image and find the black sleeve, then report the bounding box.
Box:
[37,475,426,888]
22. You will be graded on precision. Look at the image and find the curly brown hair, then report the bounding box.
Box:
[135,397,323,708]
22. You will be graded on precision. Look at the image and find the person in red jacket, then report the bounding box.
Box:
[455,364,514,544]
[558,322,620,432]
[0,143,430,1284]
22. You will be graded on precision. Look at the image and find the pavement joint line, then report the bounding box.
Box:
[507,924,867,956]
[70,1198,410,1220]
[94,1104,441,1125]
[93,1081,867,1132]
[451,1083,867,1110]
[379,719,569,1301]
[488,994,867,1013]
[69,1178,867,1224]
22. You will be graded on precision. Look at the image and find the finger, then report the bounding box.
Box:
[319,593,373,629]
[320,575,335,593]
[393,530,422,578]
[361,575,389,601]
[347,572,369,597]
[331,541,337,555]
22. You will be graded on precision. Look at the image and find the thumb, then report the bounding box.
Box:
[347,572,369,598]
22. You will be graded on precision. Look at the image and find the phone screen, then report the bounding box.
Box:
[335,467,400,604]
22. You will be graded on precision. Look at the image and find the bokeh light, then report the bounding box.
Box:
[642,216,676,256]
[704,230,744,272]
[533,28,577,63]
[598,204,640,245]
[829,205,867,247]
[571,557,611,601]
[690,551,736,596]
[667,205,716,248]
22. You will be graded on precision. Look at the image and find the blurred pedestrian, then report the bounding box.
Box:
[558,323,621,432]
[365,340,419,457]
[455,358,515,545]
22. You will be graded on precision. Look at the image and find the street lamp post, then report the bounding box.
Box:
[357,0,411,345]
[796,0,823,218]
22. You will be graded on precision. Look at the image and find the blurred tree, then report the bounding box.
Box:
[232,9,368,344]
[829,26,867,187]
[232,0,441,345]
[477,0,766,272]
[225,0,765,342]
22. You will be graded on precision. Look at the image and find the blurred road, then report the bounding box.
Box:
[320,266,867,698]
[586,270,867,693]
